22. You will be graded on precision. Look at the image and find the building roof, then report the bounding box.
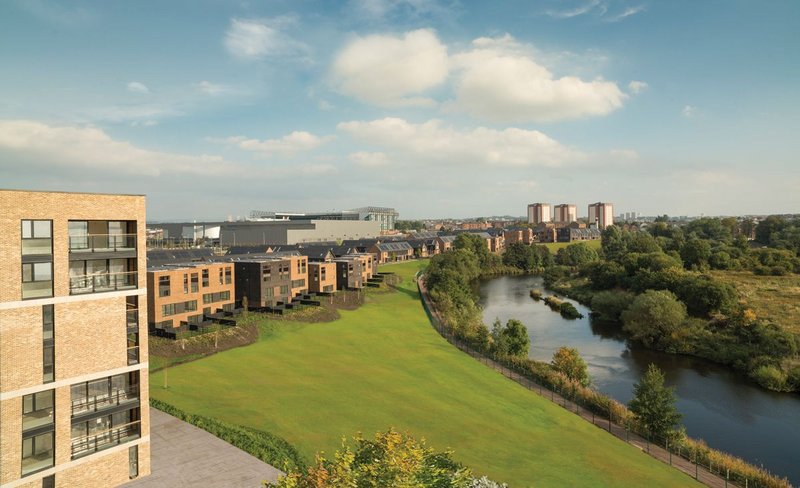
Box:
[147,248,215,266]
[296,246,336,261]
[376,241,412,252]
[437,235,457,243]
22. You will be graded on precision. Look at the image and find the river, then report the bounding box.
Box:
[478,274,800,485]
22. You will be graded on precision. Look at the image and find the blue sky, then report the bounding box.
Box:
[1,0,798,220]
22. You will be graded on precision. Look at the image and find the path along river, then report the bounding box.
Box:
[478,274,800,485]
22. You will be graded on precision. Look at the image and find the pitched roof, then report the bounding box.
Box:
[376,241,412,252]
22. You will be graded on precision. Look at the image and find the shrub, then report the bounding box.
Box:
[590,290,635,322]
[749,365,788,391]
[621,290,687,349]
[529,289,542,300]
[559,302,583,319]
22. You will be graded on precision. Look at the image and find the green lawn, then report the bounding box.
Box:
[540,240,602,252]
[151,260,697,487]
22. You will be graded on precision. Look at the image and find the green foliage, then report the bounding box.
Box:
[584,260,626,290]
[685,217,736,242]
[551,346,590,386]
[601,226,629,261]
[621,290,687,349]
[455,233,491,267]
[628,364,682,439]
[269,429,477,488]
[151,398,306,472]
[491,318,530,357]
[749,365,788,391]
[559,302,583,319]
[556,242,599,267]
[590,290,635,322]
[680,238,712,270]
[627,232,662,253]
[502,242,538,271]
[396,220,425,232]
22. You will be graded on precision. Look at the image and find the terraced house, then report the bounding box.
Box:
[146,261,235,331]
[0,190,150,487]
[230,252,308,310]
[369,241,413,264]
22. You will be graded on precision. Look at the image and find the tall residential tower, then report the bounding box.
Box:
[587,202,614,229]
[0,190,150,487]
[526,203,551,225]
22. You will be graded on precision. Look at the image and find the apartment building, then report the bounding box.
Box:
[146,262,235,330]
[588,202,614,229]
[435,236,457,253]
[503,228,535,246]
[527,203,552,225]
[553,204,577,224]
[0,190,150,487]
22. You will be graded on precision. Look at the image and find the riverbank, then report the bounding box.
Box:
[479,274,800,486]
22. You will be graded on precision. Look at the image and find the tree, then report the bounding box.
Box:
[621,290,687,348]
[590,290,635,322]
[755,215,785,244]
[680,238,711,269]
[502,242,539,271]
[601,226,629,261]
[551,346,590,386]
[454,233,491,268]
[556,242,598,267]
[268,429,483,488]
[585,261,626,290]
[491,318,529,357]
[628,364,682,439]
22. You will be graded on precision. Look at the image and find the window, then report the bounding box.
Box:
[68,221,88,250]
[22,390,54,431]
[202,269,209,287]
[158,275,170,297]
[203,291,230,304]
[191,273,198,292]
[279,285,289,295]
[225,267,232,284]
[203,307,211,315]
[185,300,197,312]
[161,304,176,317]
[21,220,53,255]
[262,267,271,281]
[21,431,54,476]
[43,475,55,488]
[129,446,139,479]
[219,268,224,285]
[70,372,139,417]
[291,279,305,288]
[43,305,54,383]
[183,274,189,294]
[22,262,53,299]
[70,406,141,459]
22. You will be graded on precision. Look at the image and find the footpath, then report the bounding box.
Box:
[416,275,742,488]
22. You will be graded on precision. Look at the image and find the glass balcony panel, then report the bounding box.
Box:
[21,238,53,255]
[69,272,137,295]
[22,281,53,299]
[21,432,54,476]
[71,421,140,459]
[69,234,136,253]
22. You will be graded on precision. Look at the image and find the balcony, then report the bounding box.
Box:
[69,234,136,253]
[69,271,137,295]
[71,385,140,417]
[71,420,140,459]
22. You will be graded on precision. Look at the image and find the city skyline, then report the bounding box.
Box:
[1,0,798,220]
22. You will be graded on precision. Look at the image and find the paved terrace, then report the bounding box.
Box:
[126,408,283,488]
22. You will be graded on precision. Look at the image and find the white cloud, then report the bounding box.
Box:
[224,131,334,156]
[195,81,231,95]
[628,80,648,94]
[338,117,584,167]
[126,81,150,94]
[449,34,626,122]
[348,151,390,167]
[543,1,645,22]
[682,105,697,118]
[224,17,308,60]
[86,104,183,123]
[348,0,450,20]
[0,120,235,176]
[331,29,448,107]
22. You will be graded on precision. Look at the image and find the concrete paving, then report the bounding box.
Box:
[125,408,284,488]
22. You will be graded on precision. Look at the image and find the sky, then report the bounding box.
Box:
[1,0,798,220]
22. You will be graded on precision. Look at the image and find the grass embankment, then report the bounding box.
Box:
[710,270,800,334]
[541,240,602,252]
[150,261,699,487]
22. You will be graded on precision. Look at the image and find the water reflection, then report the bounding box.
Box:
[478,274,800,485]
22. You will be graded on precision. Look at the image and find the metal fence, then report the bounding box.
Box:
[414,272,782,488]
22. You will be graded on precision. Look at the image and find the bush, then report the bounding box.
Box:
[543,295,563,311]
[622,290,687,349]
[590,290,635,322]
[529,289,542,300]
[749,365,788,391]
[559,302,583,319]
[151,398,306,471]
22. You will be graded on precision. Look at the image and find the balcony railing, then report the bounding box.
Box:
[69,234,136,253]
[71,385,140,417]
[70,271,137,295]
[71,420,141,459]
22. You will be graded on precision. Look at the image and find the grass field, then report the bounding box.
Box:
[150,261,698,487]
[710,270,800,334]
[540,240,602,252]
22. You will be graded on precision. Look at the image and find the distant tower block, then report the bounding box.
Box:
[527,203,552,225]
[554,204,577,224]
[588,202,614,229]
